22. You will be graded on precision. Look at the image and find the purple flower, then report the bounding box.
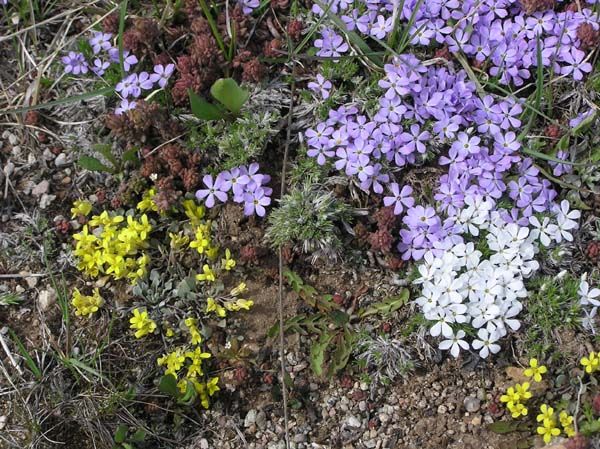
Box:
[221,167,250,200]
[560,47,593,81]
[550,150,572,177]
[89,32,112,54]
[404,205,438,228]
[494,131,520,154]
[109,48,138,71]
[115,99,137,115]
[307,74,333,99]
[150,64,175,88]
[314,28,349,58]
[399,124,430,155]
[137,71,155,90]
[383,183,414,215]
[61,52,88,75]
[195,174,228,208]
[370,15,393,39]
[116,74,141,98]
[239,0,259,14]
[91,58,110,76]
[243,188,271,216]
[307,141,335,165]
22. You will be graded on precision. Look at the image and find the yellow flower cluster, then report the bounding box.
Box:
[501,359,546,418]
[136,188,159,213]
[535,405,575,443]
[71,199,92,219]
[158,312,219,409]
[206,282,254,318]
[581,351,600,374]
[71,288,103,317]
[130,308,157,338]
[72,209,152,284]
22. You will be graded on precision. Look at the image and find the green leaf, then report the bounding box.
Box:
[572,110,597,135]
[122,148,139,164]
[122,443,133,449]
[8,328,41,380]
[486,421,520,434]
[1,87,114,114]
[328,310,349,327]
[159,374,179,398]
[117,0,128,78]
[556,134,570,152]
[329,329,356,375]
[78,156,115,173]
[210,78,249,115]
[188,89,224,120]
[114,425,128,443]
[359,289,409,318]
[131,429,146,442]
[94,144,118,168]
[178,381,197,405]
[283,269,304,292]
[310,333,333,377]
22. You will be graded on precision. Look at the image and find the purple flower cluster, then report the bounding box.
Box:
[62,31,175,115]
[195,163,272,217]
[304,50,573,260]
[313,0,599,86]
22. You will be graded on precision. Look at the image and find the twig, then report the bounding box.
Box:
[0,331,23,375]
[574,375,585,433]
[277,62,296,449]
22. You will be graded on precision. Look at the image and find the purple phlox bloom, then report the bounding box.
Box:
[399,124,430,155]
[307,141,335,165]
[307,74,333,99]
[62,52,88,75]
[508,177,535,207]
[89,32,113,54]
[241,163,269,191]
[494,131,521,154]
[492,100,523,130]
[243,188,271,217]
[137,71,155,90]
[346,154,374,181]
[370,14,393,39]
[360,163,389,194]
[570,110,595,128]
[451,132,482,158]
[378,71,411,99]
[383,183,414,215]
[550,150,573,176]
[221,167,250,200]
[109,48,139,71]
[305,122,334,146]
[559,47,593,81]
[91,58,110,76]
[115,99,137,115]
[150,64,175,88]
[404,205,438,228]
[314,28,349,57]
[432,115,460,139]
[239,0,259,14]
[195,174,228,208]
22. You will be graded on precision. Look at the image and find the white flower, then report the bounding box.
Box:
[553,200,580,243]
[528,216,557,247]
[426,307,454,338]
[471,328,501,358]
[582,307,597,335]
[439,330,469,358]
[579,277,600,307]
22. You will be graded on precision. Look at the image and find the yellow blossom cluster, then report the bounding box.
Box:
[501,359,546,419]
[157,314,219,409]
[130,308,157,338]
[206,282,254,318]
[71,288,103,317]
[500,358,575,444]
[136,188,160,213]
[72,209,152,284]
[71,199,93,219]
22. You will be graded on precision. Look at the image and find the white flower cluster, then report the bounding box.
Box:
[414,198,580,359]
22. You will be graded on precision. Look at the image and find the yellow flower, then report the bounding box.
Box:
[206,377,220,396]
[537,404,554,423]
[230,282,247,296]
[514,383,532,402]
[165,327,175,338]
[225,298,254,312]
[206,245,219,262]
[581,352,600,374]
[71,288,103,317]
[222,248,236,271]
[196,264,216,283]
[184,317,203,345]
[189,227,210,254]
[206,297,226,318]
[169,231,190,250]
[500,386,520,407]
[507,402,528,418]
[129,308,157,338]
[183,199,205,224]
[71,199,93,218]
[537,419,560,444]
[185,347,211,377]
[558,411,575,437]
[157,348,186,377]
[524,358,547,382]
[137,188,158,212]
